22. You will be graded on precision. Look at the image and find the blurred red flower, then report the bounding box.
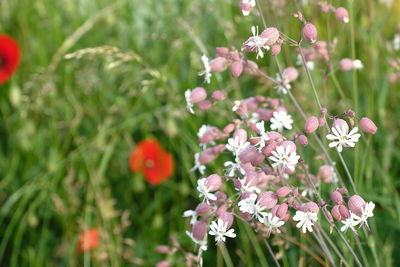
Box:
[77,228,99,253]
[129,139,174,185]
[0,34,21,85]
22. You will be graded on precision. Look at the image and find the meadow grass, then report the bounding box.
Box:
[0,0,400,266]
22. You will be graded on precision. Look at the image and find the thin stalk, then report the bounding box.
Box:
[355,235,369,267]
[262,238,281,267]
[337,151,358,194]
[318,225,350,267]
[218,243,234,267]
[312,230,337,267]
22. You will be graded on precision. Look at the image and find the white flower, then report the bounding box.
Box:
[226,136,250,157]
[293,210,318,233]
[263,213,285,236]
[186,230,208,251]
[208,219,236,243]
[353,59,363,70]
[185,89,194,114]
[237,176,261,194]
[296,55,314,71]
[197,124,215,149]
[340,213,359,232]
[352,201,375,228]
[393,34,400,51]
[232,100,241,112]
[254,121,270,151]
[326,125,361,152]
[198,54,212,84]
[224,160,245,177]
[246,26,270,59]
[269,145,300,172]
[249,112,260,124]
[243,0,256,7]
[190,153,206,174]
[197,178,216,203]
[275,73,291,94]
[238,193,268,223]
[270,111,293,132]
[183,210,198,225]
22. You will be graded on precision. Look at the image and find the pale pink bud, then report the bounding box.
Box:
[243,60,259,75]
[199,126,219,143]
[331,205,342,221]
[156,245,170,254]
[218,212,234,229]
[318,165,333,181]
[223,123,235,134]
[240,0,253,16]
[335,7,349,23]
[199,148,217,164]
[263,166,272,175]
[332,119,349,134]
[210,57,229,72]
[348,195,366,216]
[214,191,227,206]
[276,203,288,219]
[263,142,277,157]
[283,67,299,82]
[304,116,319,134]
[319,117,326,127]
[282,140,297,153]
[258,191,278,209]
[156,260,170,267]
[212,144,226,154]
[337,188,348,195]
[346,109,355,118]
[302,23,318,43]
[190,87,207,103]
[216,47,229,57]
[195,203,213,216]
[215,205,227,217]
[271,44,281,56]
[301,202,319,213]
[231,61,243,77]
[339,58,354,71]
[331,190,343,205]
[261,27,280,46]
[319,2,330,13]
[359,117,377,134]
[276,186,291,197]
[293,201,301,210]
[244,97,258,112]
[212,90,226,101]
[233,179,242,190]
[338,205,351,219]
[251,153,265,166]
[239,146,258,163]
[206,174,222,191]
[258,109,273,121]
[192,221,208,240]
[231,52,240,61]
[233,129,248,143]
[266,131,283,143]
[269,98,280,108]
[320,108,327,116]
[298,135,308,146]
[198,100,212,110]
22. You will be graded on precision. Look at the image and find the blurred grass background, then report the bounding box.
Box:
[0,0,400,266]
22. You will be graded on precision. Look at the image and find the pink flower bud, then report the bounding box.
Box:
[271,44,281,56]
[212,144,226,154]
[319,117,326,127]
[261,27,280,46]
[304,116,319,134]
[192,221,208,240]
[282,140,296,153]
[216,47,229,57]
[331,190,343,205]
[293,201,301,210]
[266,131,283,143]
[223,123,235,134]
[233,128,248,143]
[319,2,331,13]
[156,260,170,267]
[215,205,227,216]
[263,166,272,175]
[276,186,291,197]
[301,202,319,213]
[212,90,226,101]
[269,98,280,108]
[198,100,212,110]
[283,67,299,82]
[243,60,259,75]
[320,108,327,116]
[258,109,273,121]
[338,205,350,219]
[240,0,253,16]
[263,142,277,157]
[258,191,278,209]
[348,195,366,216]
[210,57,229,72]
[318,165,333,182]
[337,188,348,195]
[231,61,243,78]
[206,174,222,191]
[335,7,349,23]
[218,212,234,229]
[199,148,217,164]
[332,119,349,134]
[195,203,213,216]
[298,135,308,146]
[233,178,242,190]
[276,203,288,219]
[214,191,227,206]
[156,245,170,254]
[251,153,265,166]
[331,205,342,221]
[239,146,258,163]
[359,117,377,134]
[339,58,354,71]
[302,23,318,43]
[190,87,207,103]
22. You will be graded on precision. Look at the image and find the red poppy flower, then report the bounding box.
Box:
[77,228,99,253]
[0,35,21,85]
[129,139,174,185]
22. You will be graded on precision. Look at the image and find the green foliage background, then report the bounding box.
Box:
[0,0,400,266]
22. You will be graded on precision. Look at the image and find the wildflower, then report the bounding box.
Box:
[304,116,319,134]
[302,23,318,43]
[269,145,300,172]
[0,35,21,85]
[340,213,358,232]
[208,219,236,243]
[275,73,291,94]
[353,59,363,70]
[240,0,256,16]
[263,213,285,236]
[185,87,207,114]
[224,160,245,177]
[359,117,377,134]
[186,230,208,251]
[293,208,318,233]
[352,202,375,227]
[348,195,375,228]
[335,7,350,23]
[198,54,212,83]
[254,121,270,151]
[393,34,400,51]
[238,193,268,223]
[326,119,360,152]
[190,152,206,174]
[183,209,198,225]
[196,175,221,203]
[77,229,99,253]
[185,89,195,113]
[232,100,242,112]
[226,136,250,157]
[270,111,293,132]
[237,175,261,194]
[242,26,270,59]
[129,139,174,185]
